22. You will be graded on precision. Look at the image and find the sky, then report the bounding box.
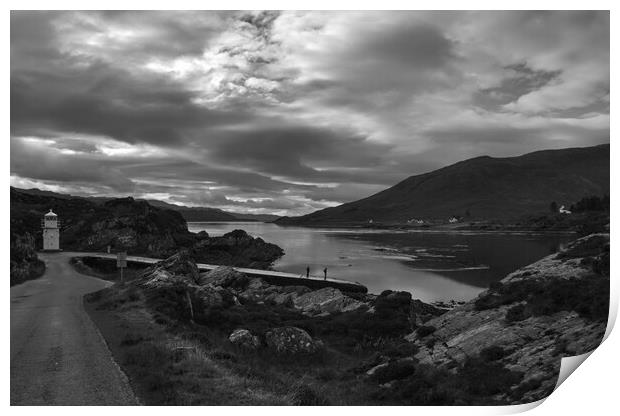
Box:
[10,11,610,216]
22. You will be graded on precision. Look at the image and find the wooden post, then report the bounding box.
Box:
[117,251,127,285]
[185,291,194,323]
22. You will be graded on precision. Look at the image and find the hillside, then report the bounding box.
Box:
[12,187,279,222]
[10,187,283,269]
[82,232,608,405]
[276,144,609,225]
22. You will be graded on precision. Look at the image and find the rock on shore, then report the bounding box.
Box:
[403,233,609,404]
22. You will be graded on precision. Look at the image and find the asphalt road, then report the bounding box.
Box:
[10,252,138,405]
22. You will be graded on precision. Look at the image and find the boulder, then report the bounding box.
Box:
[229,329,261,349]
[238,278,271,302]
[141,269,175,288]
[265,326,319,354]
[198,266,248,288]
[293,287,365,316]
[238,279,313,306]
[140,251,199,288]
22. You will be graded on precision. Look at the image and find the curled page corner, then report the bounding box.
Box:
[554,351,594,391]
[602,287,618,342]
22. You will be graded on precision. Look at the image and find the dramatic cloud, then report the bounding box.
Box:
[10,11,609,216]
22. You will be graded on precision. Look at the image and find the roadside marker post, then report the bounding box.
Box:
[117,251,127,284]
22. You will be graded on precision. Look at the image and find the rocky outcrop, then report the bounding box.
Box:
[192,229,284,269]
[229,329,261,349]
[403,233,609,404]
[238,278,311,306]
[198,266,248,288]
[10,188,285,269]
[265,327,320,354]
[293,287,365,316]
[140,251,200,288]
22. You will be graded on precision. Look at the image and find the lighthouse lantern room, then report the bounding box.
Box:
[41,209,60,251]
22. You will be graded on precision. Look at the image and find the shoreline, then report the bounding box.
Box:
[79,232,609,405]
[189,220,578,236]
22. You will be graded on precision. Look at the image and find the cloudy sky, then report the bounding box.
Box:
[10,11,609,216]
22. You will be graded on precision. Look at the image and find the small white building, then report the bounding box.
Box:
[41,209,60,251]
[559,205,572,215]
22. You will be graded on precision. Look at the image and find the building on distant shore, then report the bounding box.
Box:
[42,209,60,251]
[559,205,572,214]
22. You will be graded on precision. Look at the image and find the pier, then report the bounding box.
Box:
[71,252,368,293]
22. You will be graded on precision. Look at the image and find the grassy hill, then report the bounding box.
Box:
[276,144,609,225]
[12,187,279,222]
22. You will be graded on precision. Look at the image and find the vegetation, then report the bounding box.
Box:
[86,279,531,405]
[476,275,609,323]
[416,325,437,337]
[11,187,284,269]
[10,233,45,286]
[569,195,609,213]
[549,201,558,214]
[80,229,608,405]
[82,258,530,406]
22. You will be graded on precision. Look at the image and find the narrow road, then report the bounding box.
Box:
[10,252,137,405]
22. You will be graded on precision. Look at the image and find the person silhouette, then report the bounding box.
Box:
[306,266,310,278]
[323,267,328,280]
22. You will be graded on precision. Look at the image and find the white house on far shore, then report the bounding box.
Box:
[559,205,572,214]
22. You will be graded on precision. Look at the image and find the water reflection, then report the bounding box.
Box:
[188,222,573,303]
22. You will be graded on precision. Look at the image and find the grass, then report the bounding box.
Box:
[80,261,551,405]
[84,281,439,405]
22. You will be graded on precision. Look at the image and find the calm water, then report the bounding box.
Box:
[188,222,574,302]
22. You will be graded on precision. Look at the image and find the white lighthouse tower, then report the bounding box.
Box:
[42,209,60,251]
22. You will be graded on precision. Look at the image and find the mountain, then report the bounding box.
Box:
[12,187,280,222]
[276,144,609,225]
[232,213,280,222]
[144,199,280,222]
[143,200,238,221]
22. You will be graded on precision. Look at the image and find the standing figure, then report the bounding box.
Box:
[306,266,310,278]
[323,267,328,280]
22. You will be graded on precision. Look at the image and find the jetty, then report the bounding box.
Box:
[71,252,368,293]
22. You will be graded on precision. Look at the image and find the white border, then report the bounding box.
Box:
[4,2,616,415]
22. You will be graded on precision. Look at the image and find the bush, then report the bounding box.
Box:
[505,304,529,322]
[382,341,419,359]
[416,325,437,338]
[290,383,330,405]
[457,357,523,396]
[475,275,609,323]
[371,360,417,384]
[373,364,458,405]
[479,345,508,361]
[10,233,46,286]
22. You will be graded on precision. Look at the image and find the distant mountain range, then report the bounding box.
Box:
[11,188,280,223]
[276,144,610,226]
